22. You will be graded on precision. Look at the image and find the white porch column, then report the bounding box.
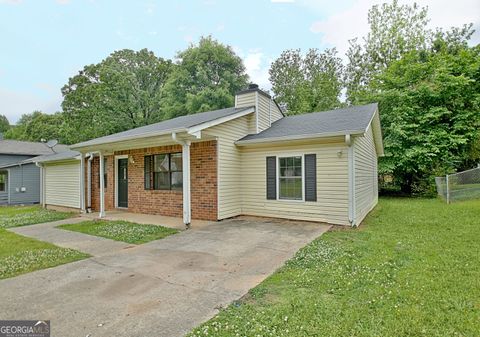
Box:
[182,141,191,226]
[79,153,86,213]
[99,152,106,218]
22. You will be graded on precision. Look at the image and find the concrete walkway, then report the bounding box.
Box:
[8,217,133,256]
[1,216,330,337]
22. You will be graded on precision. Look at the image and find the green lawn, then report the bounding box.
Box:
[58,220,179,244]
[189,198,480,337]
[0,205,74,228]
[0,228,89,279]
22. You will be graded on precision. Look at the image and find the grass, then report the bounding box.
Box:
[0,205,74,228]
[58,220,179,244]
[189,197,480,337]
[0,228,89,279]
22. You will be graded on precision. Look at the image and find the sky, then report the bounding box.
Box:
[0,0,479,124]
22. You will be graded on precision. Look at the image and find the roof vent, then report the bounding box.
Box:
[248,83,259,90]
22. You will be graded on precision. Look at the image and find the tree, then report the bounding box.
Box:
[4,111,68,143]
[161,36,249,119]
[269,48,343,114]
[345,0,429,103]
[61,49,173,143]
[0,115,9,133]
[364,40,480,194]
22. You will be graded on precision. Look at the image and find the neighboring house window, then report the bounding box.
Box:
[278,156,303,200]
[98,158,107,188]
[0,172,6,192]
[144,153,182,191]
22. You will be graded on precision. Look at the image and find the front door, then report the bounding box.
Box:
[117,158,128,208]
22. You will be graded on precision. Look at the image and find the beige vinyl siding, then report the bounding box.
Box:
[354,127,378,224]
[204,115,251,219]
[236,92,257,134]
[270,101,283,123]
[240,139,350,225]
[45,160,81,209]
[257,94,270,132]
[236,91,256,108]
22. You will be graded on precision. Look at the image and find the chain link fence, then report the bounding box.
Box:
[435,165,480,203]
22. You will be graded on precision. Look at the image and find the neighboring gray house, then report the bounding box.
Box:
[0,137,67,205]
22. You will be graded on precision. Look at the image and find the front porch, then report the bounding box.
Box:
[81,210,214,231]
[78,136,218,226]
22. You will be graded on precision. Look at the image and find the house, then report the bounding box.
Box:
[0,137,67,205]
[34,84,383,226]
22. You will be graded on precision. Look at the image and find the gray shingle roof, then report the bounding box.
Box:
[237,103,378,144]
[0,139,69,156]
[72,106,254,148]
[32,150,80,163]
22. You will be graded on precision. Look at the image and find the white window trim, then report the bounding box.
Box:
[276,154,305,202]
[114,155,128,209]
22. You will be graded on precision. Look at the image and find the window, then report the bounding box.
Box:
[144,153,182,191]
[278,156,303,200]
[0,172,6,192]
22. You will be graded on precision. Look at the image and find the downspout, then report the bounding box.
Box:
[35,162,45,208]
[172,132,191,228]
[79,153,86,213]
[99,151,106,218]
[87,153,94,212]
[346,134,357,227]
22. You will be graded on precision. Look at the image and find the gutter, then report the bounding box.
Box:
[235,129,365,146]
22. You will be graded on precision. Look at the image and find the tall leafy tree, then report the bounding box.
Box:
[0,114,9,133]
[162,36,249,118]
[364,34,480,194]
[269,48,343,114]
[4,111,68,143]
[345,0,429,103]
[62,49,173,143]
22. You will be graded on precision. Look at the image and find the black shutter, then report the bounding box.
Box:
[304,154,317,202]
[266,156,276,200]
[144,156,151,190]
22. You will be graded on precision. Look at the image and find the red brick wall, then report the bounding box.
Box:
[88,140,217,221]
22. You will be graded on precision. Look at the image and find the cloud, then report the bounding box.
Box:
[271,0,295,3]
[237,49,273,91]
[0,87,61,124]
[309,0,480,57]
[56,0,70,5]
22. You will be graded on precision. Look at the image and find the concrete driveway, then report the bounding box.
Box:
[0,216,330,337]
